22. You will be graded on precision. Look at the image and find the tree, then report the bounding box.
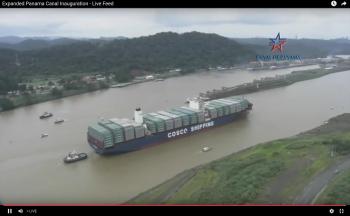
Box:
[23,93,33,105]
[98,81,109,89]
[18,84,27,91]
[58,79,66,85]
[51,87,63,97]
[27,85,34,91]
[0,76,19,95]
[113,69,133,83]
[0,98,14,110]
[86,83,96,91]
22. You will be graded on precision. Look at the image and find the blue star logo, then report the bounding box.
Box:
[269,33,287,53]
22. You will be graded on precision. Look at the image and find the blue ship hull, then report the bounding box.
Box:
[88,109,250,155]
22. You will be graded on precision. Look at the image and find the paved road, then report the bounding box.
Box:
[295,156,350,204]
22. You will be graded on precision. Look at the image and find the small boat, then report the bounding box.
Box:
[202,147,212,152]
[63,150,88,163]
[41,133,48,138]
[40,112,53,119]
[54,119,64,124]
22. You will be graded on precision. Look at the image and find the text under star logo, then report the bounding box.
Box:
[269,33,287,53]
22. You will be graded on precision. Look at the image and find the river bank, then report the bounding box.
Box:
[128,113,350,204]
[202,61,350,99]
[0,62,328,113]
[0,87,112,113]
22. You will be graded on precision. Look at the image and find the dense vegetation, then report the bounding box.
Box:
[0,32,256,78]
[0,38,78,51]
[129,114,350,204]
[0,74,21,94]
[0,72,110,111]
[0,98,14,110]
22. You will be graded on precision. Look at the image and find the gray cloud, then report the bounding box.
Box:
[0,9,348,39]
[0,22,63,36]
[154,10,295,27]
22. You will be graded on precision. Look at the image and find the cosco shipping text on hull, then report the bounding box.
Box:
[88,96,253,155]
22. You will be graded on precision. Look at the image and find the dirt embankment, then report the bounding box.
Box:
[300,113,350,136]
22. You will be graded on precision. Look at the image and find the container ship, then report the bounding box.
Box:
[88,96,253,155]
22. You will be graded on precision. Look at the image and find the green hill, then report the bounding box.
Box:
[0,32,256,78]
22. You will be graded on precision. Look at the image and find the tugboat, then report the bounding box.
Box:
[40,112,53,119]
[63,150,88,163]
[41,133,49,138]
[202,147,212,152]
[54,119,65,124]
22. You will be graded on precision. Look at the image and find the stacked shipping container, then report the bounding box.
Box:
[88,97,250,149]
[157,111,183,128]
[172,107,198,125]
[143,114,166,133]
[98,119,124,144]
[88,123,114,148]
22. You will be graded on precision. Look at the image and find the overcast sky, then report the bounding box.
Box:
[0,9,349,39]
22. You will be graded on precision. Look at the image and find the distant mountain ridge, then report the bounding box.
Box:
[0,31,257,76]
[0,36,128,50]
[1,32,350,79]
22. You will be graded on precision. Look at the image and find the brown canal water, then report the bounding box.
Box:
[2,65,350,204]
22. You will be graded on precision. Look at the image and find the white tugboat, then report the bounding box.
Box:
[39,112,53,119]
[63,150,88,163]
[202,147,212,152]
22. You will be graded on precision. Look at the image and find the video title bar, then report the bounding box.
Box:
[0,0,342,8]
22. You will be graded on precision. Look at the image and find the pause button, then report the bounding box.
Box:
[7,209,12,214]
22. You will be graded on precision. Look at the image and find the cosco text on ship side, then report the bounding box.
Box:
[167,121,215,138]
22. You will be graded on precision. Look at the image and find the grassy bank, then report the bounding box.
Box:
[315,168,350,204]
[128,114,350,204]
[0,84,109,112]
[12,88,103,105]
[7,89,99,108]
